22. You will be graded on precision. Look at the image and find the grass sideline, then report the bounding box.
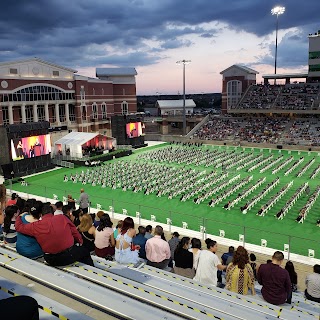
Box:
[11,144,320,258]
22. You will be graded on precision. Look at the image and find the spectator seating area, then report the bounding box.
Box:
[0,246,319,320]
[192,116,320,146]
[236,83,320,111]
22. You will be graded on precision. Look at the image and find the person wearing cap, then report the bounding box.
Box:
[133,226,147,259]
[168,231,180,268]
[16,203,43,259]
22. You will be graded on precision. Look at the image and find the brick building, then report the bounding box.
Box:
[220,65,258,113]
[0,58,137,135]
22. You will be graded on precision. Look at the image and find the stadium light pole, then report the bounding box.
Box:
[176,59,191,135]
[271,6,285,84]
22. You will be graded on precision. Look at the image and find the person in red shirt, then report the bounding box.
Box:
[6,193,18,206]
[257,251,291,305]
[15,204,93,267]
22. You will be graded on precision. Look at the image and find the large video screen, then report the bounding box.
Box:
[126,122,143,138]
[11,134,52,161]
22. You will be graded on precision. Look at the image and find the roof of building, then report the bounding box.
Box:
[262,73,308,79]
[220,64,259,75]
[157,99,196,108]
[0,57,78,73]
[96,68,137,77]
[54,132,102,146]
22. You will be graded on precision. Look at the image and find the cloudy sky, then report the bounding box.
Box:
[0,0,319,94]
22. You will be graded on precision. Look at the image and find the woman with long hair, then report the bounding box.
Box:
[173,237,194,278]
[285,261,298,292]
[94,214,115,259]
[115,217,140,264]
[78,213,96,252]
[194,239,226,286]
[2,205,19,246]
[16,202,43,259]
[189,238,202,271]
[226,246,255,295]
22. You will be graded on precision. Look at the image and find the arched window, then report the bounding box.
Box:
[101,103,107,119]
[121,101,128,115]
[92,103,98,119]
[227,80,242,109]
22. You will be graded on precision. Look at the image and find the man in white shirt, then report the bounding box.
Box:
[146,225,170,269]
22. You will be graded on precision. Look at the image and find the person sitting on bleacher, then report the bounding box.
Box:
[132,226,147,260]
[2,205,19,247]
[173,237,194,278]
[115,217,140,265]
[225,246,255,295]
[305,264,320,303]
[16,202,43,259]
[78,213,96,253]
[15,204,94,267]
[257,251,291,305]
[145,225,170,270]
[95,214,115,260]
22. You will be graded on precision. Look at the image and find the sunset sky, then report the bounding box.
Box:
[1,0,319,94]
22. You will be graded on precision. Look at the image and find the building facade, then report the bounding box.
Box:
[220,65,258,113]
[308,30,320,80]
[0,58,137,135]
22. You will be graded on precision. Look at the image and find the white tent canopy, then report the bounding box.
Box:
[54,132,114,158]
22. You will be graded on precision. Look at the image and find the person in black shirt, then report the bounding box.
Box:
[173,237,194,278]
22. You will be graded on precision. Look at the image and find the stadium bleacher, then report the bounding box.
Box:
[0,246,319,319]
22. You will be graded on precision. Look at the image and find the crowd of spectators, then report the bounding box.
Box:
[0,184,319,310]
[235,83,320,111]
[193,116,289,144]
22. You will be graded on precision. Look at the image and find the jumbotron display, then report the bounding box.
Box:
[11,134,52,161]
[126,122,143,138]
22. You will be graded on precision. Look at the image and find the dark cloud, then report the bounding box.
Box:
[0,0,318,70]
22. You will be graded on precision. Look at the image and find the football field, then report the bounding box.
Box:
[11,143,320,258]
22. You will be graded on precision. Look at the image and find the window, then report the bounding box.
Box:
[121,101,128,115]
[309,64,320,72]
[59,104,66,122]
[69,104,76,122]
[101,103,107,119]
[10,68,18,75]
[52,70,60,77]
[309,51,320,60]
[2,107,9,124]
[92,103,98,119]
[82,105,87,120]
[37,106,45,121]
[227,80,242,108]
[11,85,74,102]
[25,106,33,122]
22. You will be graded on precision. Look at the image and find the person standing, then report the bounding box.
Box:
[15,204,93,267]
[78,188,89,214]
[193,239,226,286]
[257,251,291,305]
[145,225,170,269]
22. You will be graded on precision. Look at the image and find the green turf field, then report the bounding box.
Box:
[11,143,320,258]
